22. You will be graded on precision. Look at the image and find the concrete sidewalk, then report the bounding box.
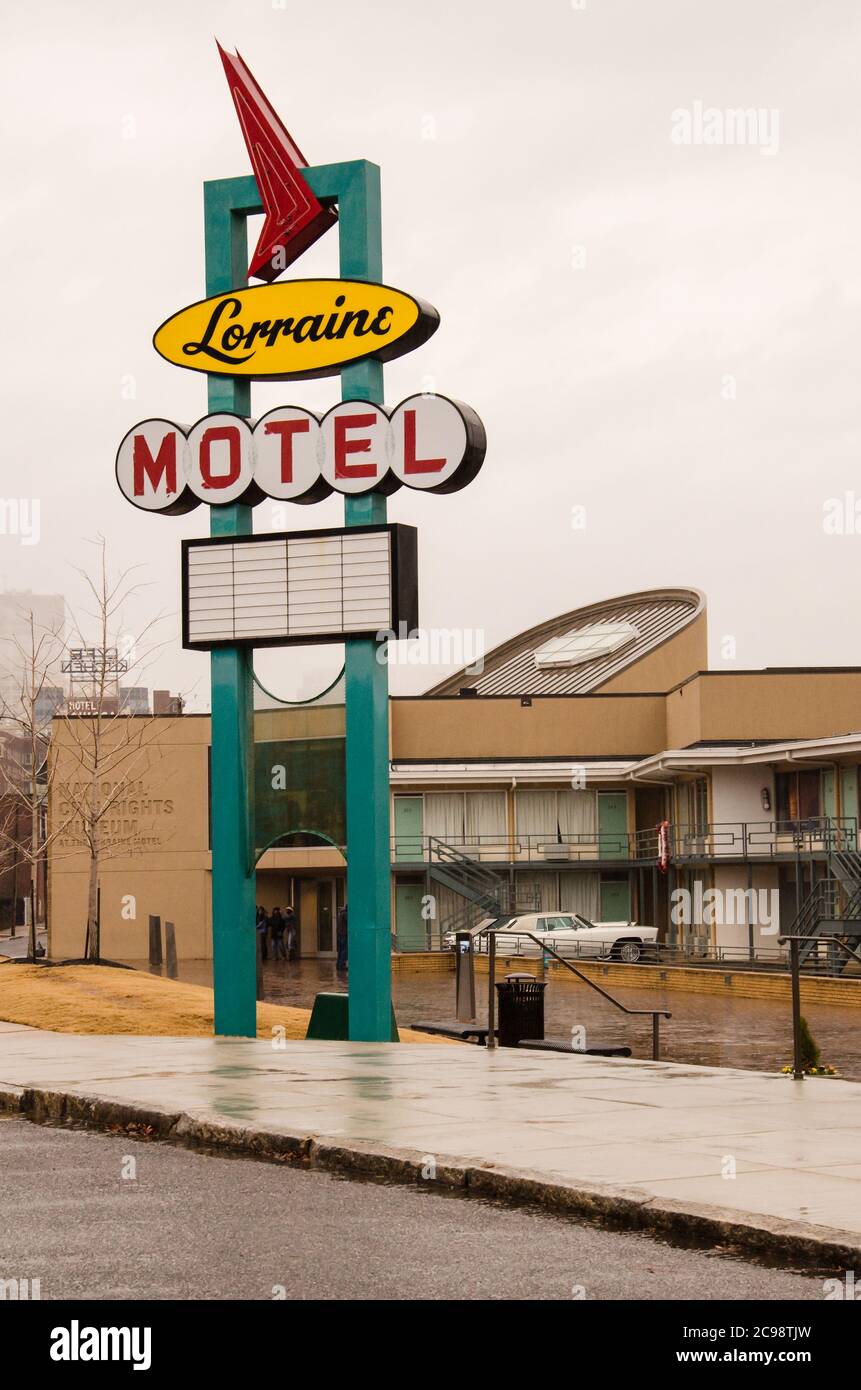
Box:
[0,931,47,961]
[1,1029,860,1265]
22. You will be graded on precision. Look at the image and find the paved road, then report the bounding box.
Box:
[0,1117,824,1301]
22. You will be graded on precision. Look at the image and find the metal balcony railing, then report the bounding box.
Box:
[391,817,859,868]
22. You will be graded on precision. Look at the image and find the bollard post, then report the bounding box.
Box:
[164,922,178,979]
[790,937,803,1080]
[486,931,496,1050]
[652,1013,660,1061]
[455,930,476,1022]
[148,915,162,970]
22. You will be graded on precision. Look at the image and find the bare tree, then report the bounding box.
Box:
[52,537,170,961]
[0,607,68,960]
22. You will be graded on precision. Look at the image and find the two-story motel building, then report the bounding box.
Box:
[47,587,861,962]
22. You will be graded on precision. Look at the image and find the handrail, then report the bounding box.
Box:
[779,933,861,1077]
[427,836,505,912]
[477,924,671,1060]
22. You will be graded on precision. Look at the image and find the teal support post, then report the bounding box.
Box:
[203,178,260,1037]
[307,161,393,1041]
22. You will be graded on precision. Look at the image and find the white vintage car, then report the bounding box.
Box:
[445,912,658,963]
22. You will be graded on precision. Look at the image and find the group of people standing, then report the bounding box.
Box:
[256,904,298,962]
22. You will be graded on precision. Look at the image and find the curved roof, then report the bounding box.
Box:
[426,588,705,696]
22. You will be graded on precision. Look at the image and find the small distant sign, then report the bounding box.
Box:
[65,696,118,717]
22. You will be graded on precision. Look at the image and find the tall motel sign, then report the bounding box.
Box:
[115,44,487,1040]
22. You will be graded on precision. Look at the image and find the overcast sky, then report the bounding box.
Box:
[2,0,860,708]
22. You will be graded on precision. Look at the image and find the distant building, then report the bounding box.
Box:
[119,687,151,716]
[35,686,64,730]
[0,591,67,721]
[0,726,47,932]
[153,690,184,715]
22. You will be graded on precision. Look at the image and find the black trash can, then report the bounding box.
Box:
[495,972,547,1048]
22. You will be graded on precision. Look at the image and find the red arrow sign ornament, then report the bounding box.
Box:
[217,42,337,282]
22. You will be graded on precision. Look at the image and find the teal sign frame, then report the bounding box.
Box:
[204,160,393,1041]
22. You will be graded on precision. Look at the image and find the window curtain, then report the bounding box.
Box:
[424,793,464,844]
[516,872,558,912]
[464,791,507,845]
[558,790,596,842]
[559,872,600,920]
[431,883,464,930]
[514,790,558,842]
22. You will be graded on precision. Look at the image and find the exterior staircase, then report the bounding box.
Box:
[428,837,540,941]
[791,843,861,966]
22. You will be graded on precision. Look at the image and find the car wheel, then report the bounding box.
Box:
[618,940,642,964]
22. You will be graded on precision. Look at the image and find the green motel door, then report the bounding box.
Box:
[393,796,423,862]
[598,792,628,860]
[822,769,858,848]
[395,880,427,950]
[842,767,859,846]
[600,877,631,922]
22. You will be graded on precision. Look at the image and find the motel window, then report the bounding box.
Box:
[559,871,600,919]
[775,770,821,826]
[423,792,507,847]
[514,789,597,844]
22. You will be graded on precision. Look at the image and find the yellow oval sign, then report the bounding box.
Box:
[153,278,439,380]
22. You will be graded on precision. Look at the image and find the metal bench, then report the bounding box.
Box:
[410,1020,492,1044]
[518,1039,632,1057]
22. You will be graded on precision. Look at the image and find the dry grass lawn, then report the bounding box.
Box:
[0,961,450,1044]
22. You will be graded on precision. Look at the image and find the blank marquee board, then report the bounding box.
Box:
[182,522,418,650]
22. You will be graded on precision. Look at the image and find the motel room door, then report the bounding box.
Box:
[395,880,426,951]
[393,796,423,862]
[598,792,628,860]
[842,768,860,845]
[824,767,860,846]
[600,878,631,922]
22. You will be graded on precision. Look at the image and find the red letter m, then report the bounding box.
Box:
[133,432,177,497]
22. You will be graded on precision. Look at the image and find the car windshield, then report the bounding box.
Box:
[571,913,596,930]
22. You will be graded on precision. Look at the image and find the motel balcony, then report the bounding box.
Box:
[390,817,860,870]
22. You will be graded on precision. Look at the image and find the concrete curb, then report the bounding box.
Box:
[1,1083,857,1270]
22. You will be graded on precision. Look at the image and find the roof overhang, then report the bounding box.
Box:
[390,760,637,785]
[627,732,861,782]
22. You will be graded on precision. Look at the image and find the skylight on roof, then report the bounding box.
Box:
[534,620,639,669]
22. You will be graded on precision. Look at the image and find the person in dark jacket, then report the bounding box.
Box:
[269,906,287,960]
[256,905,269,962]
[284,904,298,962]
[336,904,348,972]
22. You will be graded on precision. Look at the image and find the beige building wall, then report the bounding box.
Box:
[666,672,861,748]
[48,710,348,963]
[49,715,212,961]
[390,694,668,760]
[599,611,708,695]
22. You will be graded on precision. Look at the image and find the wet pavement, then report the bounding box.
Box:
[0,1115,822,1300]
[124,956,861,1081]
[1,1029,860,1248]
